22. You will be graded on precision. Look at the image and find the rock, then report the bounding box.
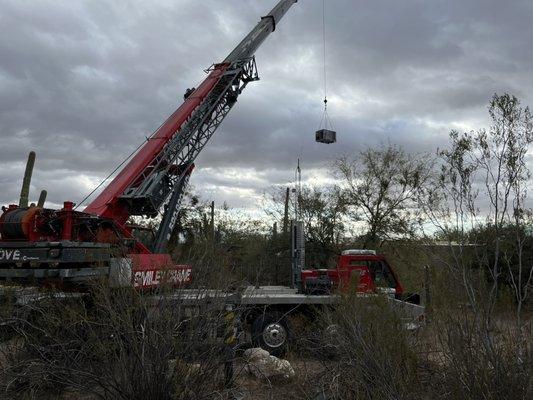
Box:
[243,347,270,362]
[243,347,295,381]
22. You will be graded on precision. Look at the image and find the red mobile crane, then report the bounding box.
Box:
[0,0,298,289]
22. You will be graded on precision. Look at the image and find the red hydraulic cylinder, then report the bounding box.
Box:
[61,201,74,241]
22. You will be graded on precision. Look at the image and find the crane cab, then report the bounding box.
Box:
[301,250,404,296]
[315,129,336,144]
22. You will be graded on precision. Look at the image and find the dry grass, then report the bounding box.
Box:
[1,275,532,400]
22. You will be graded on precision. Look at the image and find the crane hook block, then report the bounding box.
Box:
[315,129,336,144]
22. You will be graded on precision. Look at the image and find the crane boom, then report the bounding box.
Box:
[225,0,298,62]
[84,0,297,252]
[83,66,229,222]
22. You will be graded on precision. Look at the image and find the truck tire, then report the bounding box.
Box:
[251,312,290,357]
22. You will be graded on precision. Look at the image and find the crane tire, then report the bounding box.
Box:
[251,311,290,357]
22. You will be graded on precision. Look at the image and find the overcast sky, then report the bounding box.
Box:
[1,0,532,212]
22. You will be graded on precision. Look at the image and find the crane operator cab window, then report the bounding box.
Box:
[350,260,397,288]
[129,225,155,249]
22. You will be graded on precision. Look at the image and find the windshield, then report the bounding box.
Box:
[349,259,397,288]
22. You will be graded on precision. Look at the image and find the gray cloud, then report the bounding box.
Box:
[0,0,532,210]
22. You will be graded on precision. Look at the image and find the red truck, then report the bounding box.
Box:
[205,248,424,356]
[301,249,405,296]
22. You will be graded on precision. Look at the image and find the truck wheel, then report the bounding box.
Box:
[251,312,290,357]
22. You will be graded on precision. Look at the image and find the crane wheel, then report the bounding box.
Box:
[251,311,290,357]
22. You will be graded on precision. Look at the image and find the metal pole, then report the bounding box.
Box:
[223,305,236,387]
[283,187,290,235]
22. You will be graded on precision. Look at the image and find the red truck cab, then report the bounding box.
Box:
[301,249,404,296]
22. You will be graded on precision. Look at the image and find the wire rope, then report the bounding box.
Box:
[318,0,333,131]
[74,117,169,210]
[323,0,327,104]
[74,141,145,210]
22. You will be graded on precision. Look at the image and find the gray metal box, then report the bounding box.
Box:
[315,129,336,144]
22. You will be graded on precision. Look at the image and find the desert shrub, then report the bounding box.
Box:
[0,284,231,400]
[429,269,533,400]
[313,294,421,400]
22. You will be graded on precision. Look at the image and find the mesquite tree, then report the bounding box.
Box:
[265,185,347,268]
[336,144,431,247]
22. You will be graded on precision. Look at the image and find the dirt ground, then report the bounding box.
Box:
[0,344,325,400]
[63,358,326,400]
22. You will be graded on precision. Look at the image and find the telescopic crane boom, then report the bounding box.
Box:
[84,0,298,253]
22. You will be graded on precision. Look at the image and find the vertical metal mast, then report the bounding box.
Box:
[291,158,304,291]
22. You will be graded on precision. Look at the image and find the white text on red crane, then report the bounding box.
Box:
[0,249,21,261]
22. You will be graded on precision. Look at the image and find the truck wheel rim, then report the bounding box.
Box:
[263,322,287,348]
